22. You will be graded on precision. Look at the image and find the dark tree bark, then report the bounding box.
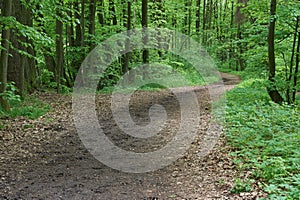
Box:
[80,0,85,47]
[0,0,12,111]
[196,0,201,35]
[123,0,132,75]
[74,0,82,47]
[56,2,64,93]
[202,0,207,45]
[292,16,300,102]
[73,0,86,72]
[267,0,284,103]
[142,0,149,64]
[235,0,247,71]
[7,0,35,97]
[88,0,96,50]
[286,15,299,103]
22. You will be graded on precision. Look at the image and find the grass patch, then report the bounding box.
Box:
[222,78,300,199]
[0,95,50,120]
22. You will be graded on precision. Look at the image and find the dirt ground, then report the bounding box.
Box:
[0,73,266,199]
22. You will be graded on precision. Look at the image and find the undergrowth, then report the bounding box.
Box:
[223,78,300,199]
[0,94,50,120]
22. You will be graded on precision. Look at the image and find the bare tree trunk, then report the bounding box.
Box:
[267,0,283,103]
[123,0,131,75]
[142,0,149,64]
[74,0,82,47]
[56,2,64,94]
[196,0,201,36]
[287,15,299,103]
[235,0,247,71]
[0,0,12,111]
[88,0,96,51]
[202,0,206,45]
[292,16,300,102]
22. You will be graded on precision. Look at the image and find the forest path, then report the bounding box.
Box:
[1,73,264,199]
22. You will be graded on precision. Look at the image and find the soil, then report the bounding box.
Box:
[0,73,266,199]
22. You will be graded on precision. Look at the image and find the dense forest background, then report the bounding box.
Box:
[0,0,299,106]
[0,0,300,199]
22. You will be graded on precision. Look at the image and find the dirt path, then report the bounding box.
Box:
[0,73,264,199]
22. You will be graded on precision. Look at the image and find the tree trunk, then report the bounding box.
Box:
[56,3,64,93]
[292,16,300,102]
[74,0,82,47]
[7,0,35,97]
[80,0,85,47]
[123,0,131,75]
[202,0,206,45]
[88,0,96,51]
[267,0,284,103]
[142,0,149,64]
[287,15,299,103]
[196,0,201,36]
[0,0,12,111]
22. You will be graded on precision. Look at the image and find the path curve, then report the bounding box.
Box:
[1,73,266,199]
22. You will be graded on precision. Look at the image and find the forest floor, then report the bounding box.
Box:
[0,73,267,199]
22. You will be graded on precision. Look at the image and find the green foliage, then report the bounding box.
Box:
[231,178,253,194]
[0,94,50,120]
[223,79,300,199]
[0,82,21,105]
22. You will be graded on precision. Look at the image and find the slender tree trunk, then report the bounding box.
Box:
[74,0,82,47]
[196,0,201,36]
[80,0,85,47]
[65,2,75,86]
[228,0,235,69]
[142,0,149,64]
[202,0,206,45]
[56,3,64,93]
[292,16,300,102]
[123,0,131,75]
[235,0,247,71]
[88,0,96,51]
[0,0,12,111]
[287,15,299,103]
[67,3,75,48]
[267,0,283,103]
[156,0,163,57]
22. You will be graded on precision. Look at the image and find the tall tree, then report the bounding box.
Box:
[6,0,35,97]
[0,0,12,111]
[196,0,201,37]
[56,2,64,93]
[267,0,284,103]
[88,0,96,50]
[292,16,300,102]
[122,0,132,75]
[142,0,149,64]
